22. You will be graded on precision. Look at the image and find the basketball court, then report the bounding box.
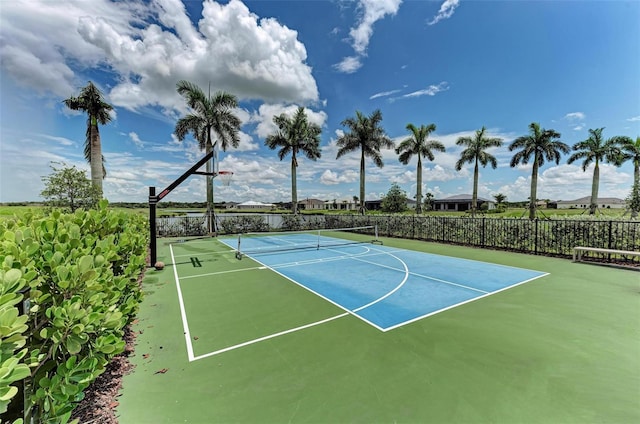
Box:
[117,233,639,423]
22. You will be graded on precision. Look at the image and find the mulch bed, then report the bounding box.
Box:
[69,326,137,423]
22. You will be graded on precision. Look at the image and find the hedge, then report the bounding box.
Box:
[0,201,148,423]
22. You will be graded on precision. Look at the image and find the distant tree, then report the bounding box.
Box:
[455,127,503,217]
[424,192,435,211]
[396,123,445,214]
[493,193,507,211]
[265,107,322,214]
[617,136,640,186]
[567,128,628,214]
[336,110,394,215]
[493,193,507,205]
[626,180,640,219]
[174,80,241,232]
[40,163,101,212]
[63,81,113,194]
[381,183,408,213]
[509,122,570,220]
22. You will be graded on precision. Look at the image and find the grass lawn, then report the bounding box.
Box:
[117,236,640,423]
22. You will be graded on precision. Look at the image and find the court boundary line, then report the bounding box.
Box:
[382,272,549,332]
[247,252,388,331]
[191,312,349,361]
[170,241,356,361]
[172,238,551,359]
[169,244,195,361]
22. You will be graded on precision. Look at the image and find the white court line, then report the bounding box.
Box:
[173,249,236,258]
[348,247,490,295]
[180,265,266,280]
[381,272,549,332]
[191,313,349,361]
[169,244,195,362]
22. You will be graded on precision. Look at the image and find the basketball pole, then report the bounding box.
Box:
[148,150,215,266]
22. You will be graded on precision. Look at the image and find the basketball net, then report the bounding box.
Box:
[217,170,233,186]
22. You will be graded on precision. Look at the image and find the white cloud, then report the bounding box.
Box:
[333,56,362,74]
[335,0,402,73]
[1,0,319,113]
[564,112,586,121]
[427,0,460,26]
[401,82,449,98]
[252,104,328,139]
[627,116,640,122]
[129,132,144,148]
[320,169,359,185]
[369,89,402,100]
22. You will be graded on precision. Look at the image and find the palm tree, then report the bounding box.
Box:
[265,107,322,214]
[617,136,640,218]
[336,110,394,215]
[509,122,570,220]
[455,127,503,217]
[493,193,507,210]
[63,81,113,193]
[567,128,628,215]
[618,136,640,186]
[174,80,241,232]
[395,123,445,214]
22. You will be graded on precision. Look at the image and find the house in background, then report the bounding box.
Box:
[555,196,625,209]
[324,199,358,211]
[235,201,275,210]
[433,194,496,212]
[298,198,325,211]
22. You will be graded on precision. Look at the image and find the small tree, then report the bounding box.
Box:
[626,180,640,219]
[381,183,408,213]
[424,192,435,211]
[41,163,101,212]
[493,193,507,211]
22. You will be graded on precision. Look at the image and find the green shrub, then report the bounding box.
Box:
[219,216,269,234]
[0,201,148,423]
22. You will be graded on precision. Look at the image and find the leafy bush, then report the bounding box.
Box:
[219,216,269,234]
[0,201,148,423]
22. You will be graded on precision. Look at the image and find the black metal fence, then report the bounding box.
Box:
[157,214,640,265]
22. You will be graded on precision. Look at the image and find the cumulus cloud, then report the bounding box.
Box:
[251,104,328,139]
[1,0,319,111]
[320,169,359,185]
[333,56,362,74]
[427,0,460,26]
[627,116,640,122]
[335,0,402,73]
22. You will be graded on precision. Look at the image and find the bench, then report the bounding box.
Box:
[573,246,640,262]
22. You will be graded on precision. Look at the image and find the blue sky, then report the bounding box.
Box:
[1,0,639,204]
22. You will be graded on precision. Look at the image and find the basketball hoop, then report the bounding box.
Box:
[217,170,233,186]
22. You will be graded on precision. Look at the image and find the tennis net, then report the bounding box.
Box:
[235,225,380,259]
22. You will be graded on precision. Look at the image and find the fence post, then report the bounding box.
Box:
[534,218,539,255]
[481,217,486,247]
[412,215,416,239]
[608,220,613,250]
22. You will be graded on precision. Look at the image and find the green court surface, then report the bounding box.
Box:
[117,236,640,423]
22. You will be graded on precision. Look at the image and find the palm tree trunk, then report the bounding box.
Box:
[590,161,599,215]
[472,159,479,217]
[416,155,423,214]
[359,150,366,215]
[89,118,103,194]
[529,161,538,220]
[291,154,298,214]
[634,159,639,187]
